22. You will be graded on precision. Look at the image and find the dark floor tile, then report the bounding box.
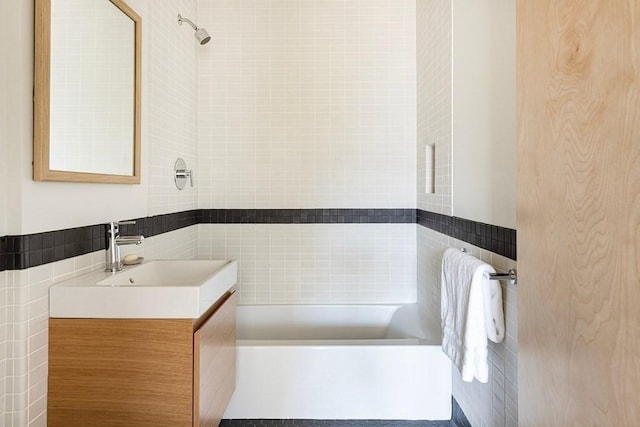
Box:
[220,421,454,427]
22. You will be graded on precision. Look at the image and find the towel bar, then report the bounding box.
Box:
[460,248,517,285]
[489,269,517,285]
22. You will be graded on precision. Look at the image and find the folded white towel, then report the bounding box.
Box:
[440,248,504,383]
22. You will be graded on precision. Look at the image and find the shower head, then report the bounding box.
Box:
[195,28,211,45]
[177,14,211,45]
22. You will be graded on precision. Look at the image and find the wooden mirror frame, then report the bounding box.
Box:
[34,0,142,184]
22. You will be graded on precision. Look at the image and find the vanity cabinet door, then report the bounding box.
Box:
[193,292,237,427]
[48,318,194,427]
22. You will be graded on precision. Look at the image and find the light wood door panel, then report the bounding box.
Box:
[517,0,640,425]
[194,292,237,427]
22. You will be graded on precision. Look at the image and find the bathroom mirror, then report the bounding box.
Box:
[34,0,141,184]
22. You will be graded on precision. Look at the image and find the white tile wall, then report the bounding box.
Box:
[417,226,518,426]
[0,271,7,427]
[147,0,199,216]
[194,0,419,306]
[416,0,452,215]
[120,225,198,261]
[198,223,416,305]
[5,267,28,427]
[2,226,198,427]
[196,0,417,209]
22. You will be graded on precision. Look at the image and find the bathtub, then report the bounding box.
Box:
[223,304,452,420]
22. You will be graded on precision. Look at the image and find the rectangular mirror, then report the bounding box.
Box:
[34,0,141,184]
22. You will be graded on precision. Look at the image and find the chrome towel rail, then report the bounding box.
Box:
[489,269,517,285]
[459,248,517,285]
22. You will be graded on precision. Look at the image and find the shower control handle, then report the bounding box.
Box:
[175,169,193,186]
[174,157,193,190]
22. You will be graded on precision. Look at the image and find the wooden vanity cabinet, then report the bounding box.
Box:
[47,291,236,427]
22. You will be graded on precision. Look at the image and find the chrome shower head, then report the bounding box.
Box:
[177,14,211,45]
[195,28,211,45]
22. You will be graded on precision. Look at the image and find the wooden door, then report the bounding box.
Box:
[517,0,640,425]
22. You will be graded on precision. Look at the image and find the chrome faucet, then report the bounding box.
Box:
[105,221,144,272]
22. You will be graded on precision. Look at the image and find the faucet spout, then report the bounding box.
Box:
[116,236,144,246]
[105,221,144,272]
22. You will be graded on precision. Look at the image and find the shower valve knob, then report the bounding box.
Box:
[175,170,193,186]
[174,158,193,190]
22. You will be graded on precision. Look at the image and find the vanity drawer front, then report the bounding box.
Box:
[194,291,237,427]
[48,318,194,427]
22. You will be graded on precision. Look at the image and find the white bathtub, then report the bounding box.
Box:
[223,304,452,420]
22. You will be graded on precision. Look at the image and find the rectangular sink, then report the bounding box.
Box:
[50,260,237,319]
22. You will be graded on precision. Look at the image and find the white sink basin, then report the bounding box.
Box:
[49,260,238,319]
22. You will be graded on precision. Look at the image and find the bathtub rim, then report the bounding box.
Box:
[236,338,436,346]
[235,302,443,344]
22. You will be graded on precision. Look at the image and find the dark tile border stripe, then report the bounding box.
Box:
[0,208,515,271]
[0,209,415,271]
[200,208,416,224]
[0,210,201,272]
[417,209,517,261]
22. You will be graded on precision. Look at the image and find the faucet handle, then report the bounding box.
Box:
[106,220,136,236]
[115,221,137,235]
[107,220,136,227]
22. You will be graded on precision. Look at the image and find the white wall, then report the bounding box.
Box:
[0,0,8,238]
[147,0,198,216]
[1,1,13,423]
[197,0,417,209]
[452,0,516,229]
[2,0,29,235]
[196,0,418,305]
[198,224,417,305]
[416,0,452,216]
[1,6,10,421]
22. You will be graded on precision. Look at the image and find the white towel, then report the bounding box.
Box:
[440,248,505,383]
